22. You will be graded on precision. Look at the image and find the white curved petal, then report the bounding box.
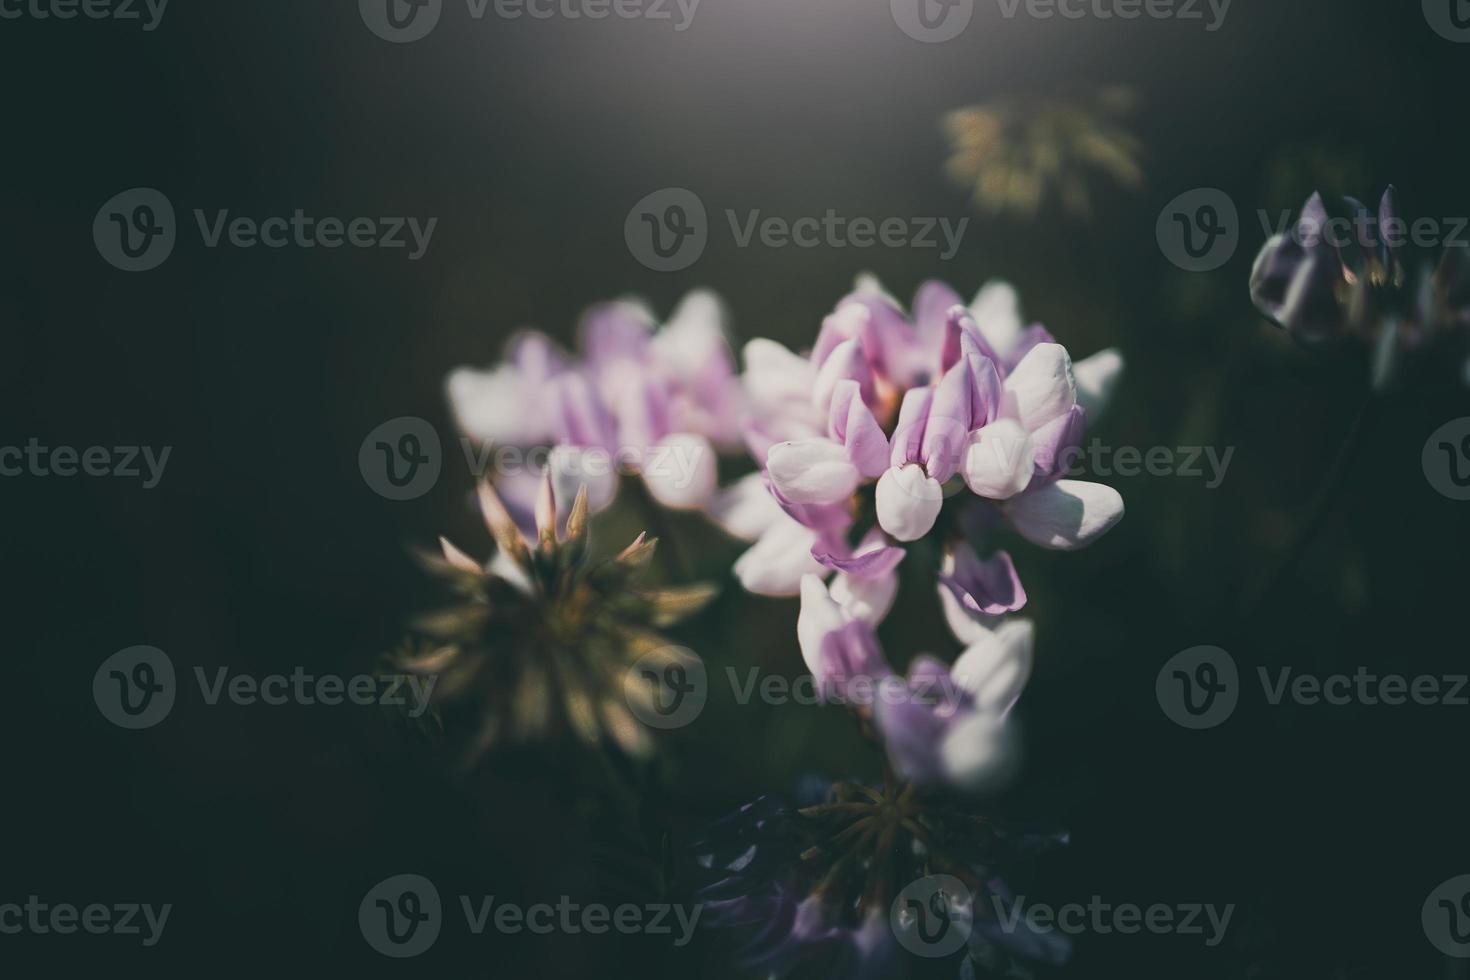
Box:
[733,518,823,597]
[1002,479,1124,550]
[939,585,995,646]
[707,473,783,542]
[969,280,1024,359]
[742,339,817,416]
[447,365,548,446]
[1001,343,1076,433]
[875,464,943,542]
[797,574,847,677]
[766,438,862,505]
[952,619,1034,714]
[1073,347,1123,422]
[641,433,717,510]
[962,419,1034,500]
[940,711,1013,791]
[830,569,898,627]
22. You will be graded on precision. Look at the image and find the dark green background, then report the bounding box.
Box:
[5,0,1470,975]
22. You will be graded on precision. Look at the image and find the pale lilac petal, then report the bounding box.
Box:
[641,433,717,510]
[1073,348,1123,423]
[580,299,654,364]
[768,480,854,535]
[797,574,847,678]
[1002,479,1124,550]
[766,438,862,505]
[734,518,824,597]
[914,281,964,352]
[548,445,619,516]
[969,280,1025,360]
[922,358,975,483]
[875,464,943,542]
[962,419,1034,500]
[815,621,892,704]
[812,337,872,416]
[1028,404,1086,480]
[939,547,1026,616]
[812,537,905,579]
[888,386,935,468]
[708,473,784,542]
[615,374,672,451]
[828,380,890,479]
[553,373,616,450]
[1001,343,1077,433]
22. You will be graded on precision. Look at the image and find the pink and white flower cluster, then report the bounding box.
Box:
[710,276,1125,790]
[446,290,745,529]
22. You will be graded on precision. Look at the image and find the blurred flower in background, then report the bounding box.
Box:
[943,88,1143,218]
[446,290,745,527]
[1250,186,1470,387]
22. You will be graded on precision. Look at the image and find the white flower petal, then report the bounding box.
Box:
[962,419,1034,500]
[1001,343,1077,433]
[641,433,717,510]
[830,569,898,627]
[1002,479,1124,550]
[969,280,1024,359]
[1073,347,1123,422]
[766,438,862,505]
[875,464,943,542]
[940,712,1013,791]
[733,517,823,597]
[797,574,847,677]
[708,473,783,542]
[952,619,1034,713]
